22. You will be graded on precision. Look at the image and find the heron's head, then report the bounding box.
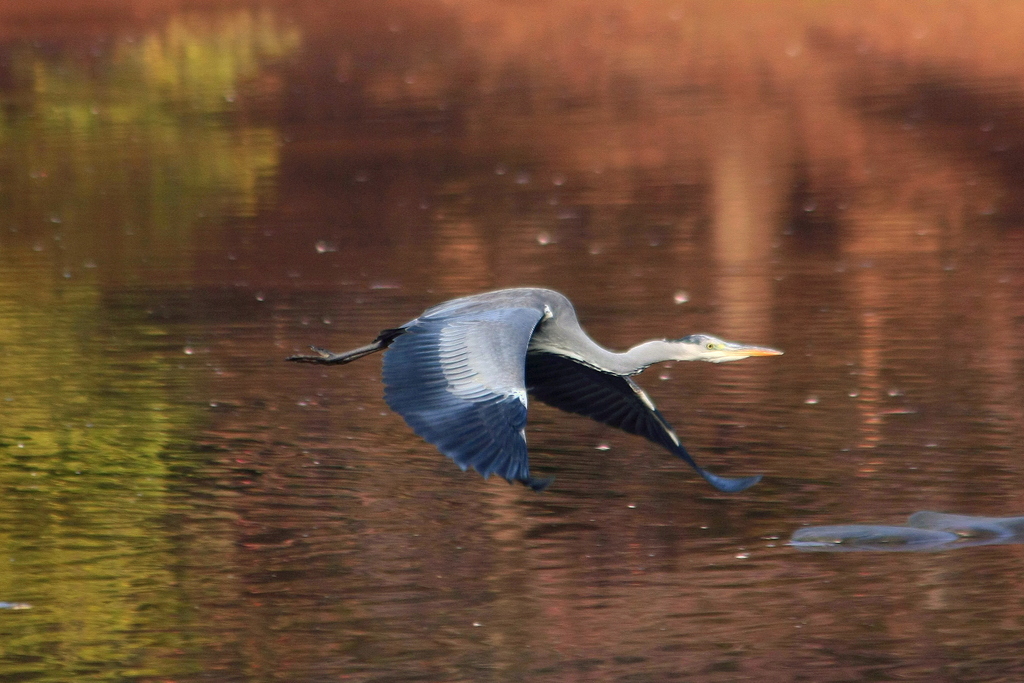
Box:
[675,334,783,363]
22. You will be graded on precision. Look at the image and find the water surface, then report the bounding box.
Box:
[2,2,1024,681]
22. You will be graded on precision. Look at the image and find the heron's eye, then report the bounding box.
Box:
[706,342,718,350]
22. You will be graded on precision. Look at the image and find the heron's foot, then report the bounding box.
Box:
[286,346,346,364]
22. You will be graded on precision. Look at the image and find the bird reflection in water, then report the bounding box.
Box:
[790,512,1024,552]
[289,288,781,492]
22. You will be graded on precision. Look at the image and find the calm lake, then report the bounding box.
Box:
[2,1,1024,681]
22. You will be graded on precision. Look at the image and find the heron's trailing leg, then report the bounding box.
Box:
[287,327,406,365]
[287,344,378,365]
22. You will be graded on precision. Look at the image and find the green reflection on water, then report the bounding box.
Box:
[0,9,299,283]
[0,8,300,681]
[0,278,201,680]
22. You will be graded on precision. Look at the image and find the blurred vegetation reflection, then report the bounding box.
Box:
[0,9,298,284]
[0,8,298,682]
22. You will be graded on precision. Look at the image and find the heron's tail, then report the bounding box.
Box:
[287,327,406,365]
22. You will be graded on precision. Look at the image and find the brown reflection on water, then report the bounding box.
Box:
[710,110,783,349]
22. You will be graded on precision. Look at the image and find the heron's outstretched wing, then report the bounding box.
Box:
[525,352,761,492]
[382,306,551,490]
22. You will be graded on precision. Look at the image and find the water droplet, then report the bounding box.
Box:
[552,173,566,186]
[673,291,690,304]
[472,622,482,627]
[804,395,819,405]
[735,552,750,559]
[536,232,552,245]
[627,504,637,509]
[255,292,265,302]
[183,346,195,355]
[595,443,610,451]
[315,240,337,253]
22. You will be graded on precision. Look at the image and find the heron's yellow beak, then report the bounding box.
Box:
[712,342,783,362]
[734,345,783,357]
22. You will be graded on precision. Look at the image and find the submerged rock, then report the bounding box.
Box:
[907,511,1024,542]
[790,524,960,552]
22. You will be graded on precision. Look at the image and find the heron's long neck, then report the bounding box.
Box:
[617,340,699,373]
[530,306,696,375]
[532,337,691,376]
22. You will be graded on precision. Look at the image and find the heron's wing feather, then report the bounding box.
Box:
[382,306,550,490]
[525,352,760,492]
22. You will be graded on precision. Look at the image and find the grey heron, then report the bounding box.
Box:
[288,288,781,492]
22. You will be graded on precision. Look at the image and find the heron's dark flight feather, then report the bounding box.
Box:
[525,352,760,492]
[525,352,678,449]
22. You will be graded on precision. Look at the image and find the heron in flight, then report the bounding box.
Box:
[288,288,781,492]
